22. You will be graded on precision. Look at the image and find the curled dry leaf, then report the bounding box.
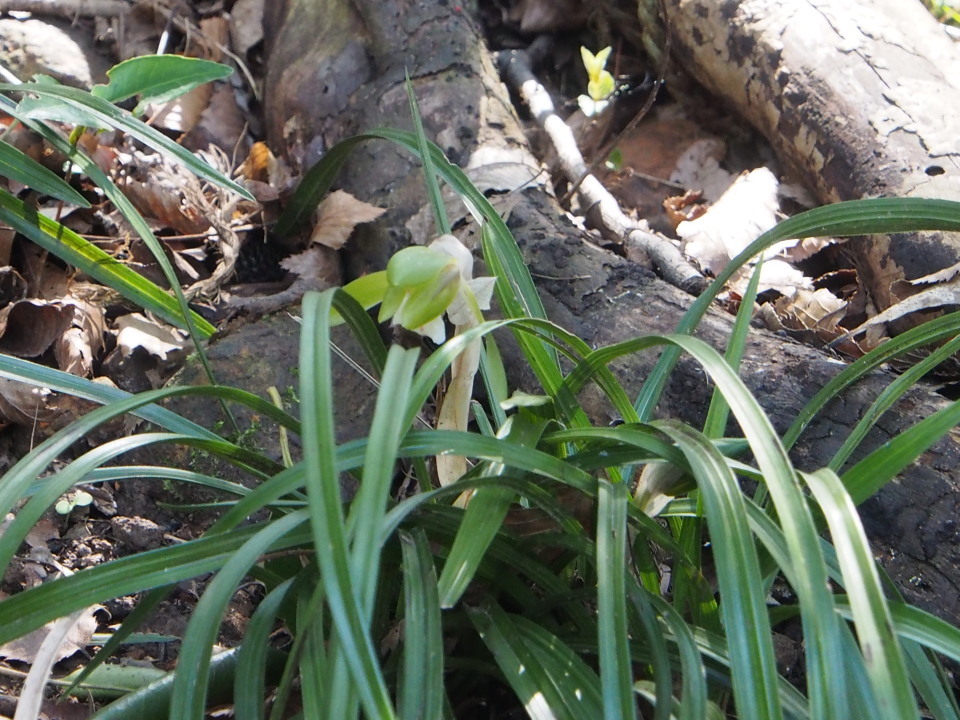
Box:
[55,297,107,376]
[0,299,74,357]
[0,378,58,426]
[833,279,960,345]
[309,190,386,249]
[0,606,100,665]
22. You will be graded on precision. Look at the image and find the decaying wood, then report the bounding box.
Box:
[258,0,960,624]
[652,0,960,315]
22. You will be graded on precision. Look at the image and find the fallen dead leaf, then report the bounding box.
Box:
[115,314,187,361]
[777,287,847,330]
[181,83,250,155]
[0,606,99,665]
[0,377,58,426]
[279,245,340,284]
[55,297,107,376]
[0,299,74,358]
[833,279,960,345]
[148,83,213,135]
[25,518,59,551]
[309,190,386,250]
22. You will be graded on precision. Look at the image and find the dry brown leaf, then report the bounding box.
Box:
[148,83,213,135]
[0,378,58,426]
[181,83,250,155]
[197,17,230,62]
[25,518,59,551]
[55,297,106,376]
[0,299,74,357]
[834,279,960,344]
[279,246,340,283]
[309,190,386,249]
[0,606,99,665]
[776,288,847,331]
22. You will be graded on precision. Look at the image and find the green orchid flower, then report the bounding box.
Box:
[341,234,495,343]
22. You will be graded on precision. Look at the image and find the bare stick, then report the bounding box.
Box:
[495,48,705,295]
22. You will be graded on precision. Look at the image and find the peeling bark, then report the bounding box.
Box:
[258,0,960,625]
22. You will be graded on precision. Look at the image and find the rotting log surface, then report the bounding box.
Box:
[258,0,960,624]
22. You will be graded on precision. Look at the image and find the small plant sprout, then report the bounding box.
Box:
[55,489,93,516]
[578,45,616,117]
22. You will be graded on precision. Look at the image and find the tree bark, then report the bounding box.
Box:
[651,0,960,314]
[259,0,960,625]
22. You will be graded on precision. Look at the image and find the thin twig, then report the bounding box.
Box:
[494,48,705,295]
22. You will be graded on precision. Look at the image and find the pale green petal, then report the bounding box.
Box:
[387,245,451,287]
[393,267,459,331]
[341,271,389,310]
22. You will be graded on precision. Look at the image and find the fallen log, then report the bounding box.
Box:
[254,0,960,624]
[649,0,960,315]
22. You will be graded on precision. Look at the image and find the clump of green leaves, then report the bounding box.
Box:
[1,76,960,720]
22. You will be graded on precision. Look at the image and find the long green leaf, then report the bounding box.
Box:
[596,477,635,720]
[639,590,707,720]
[829,331,960,470]
[783,311,960,451]
[171,511,309,720]
[0,188,214,334]
[234,579,294,720]
[0,384,285,569]
[0,524,313,645]
[5,81,251,199]
[405,74,450,236]
[0,354,218,437]
[468,602,603,720]
[802,469,916,718]
[347,344,420,614]
[399,529,445,720]
[657,421,781,720]
[437,410,549,607]
[298,289,396,719]
[0,139,89,205]
[572,333,845,717]
[842,397,960,504]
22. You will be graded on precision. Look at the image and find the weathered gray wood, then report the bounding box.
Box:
[652,0,960,312]
[260,0,960,625]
